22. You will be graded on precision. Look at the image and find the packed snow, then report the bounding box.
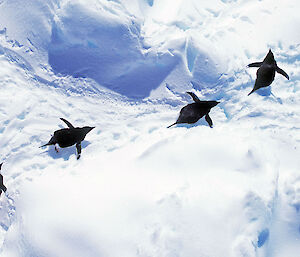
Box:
[0,0,300,256]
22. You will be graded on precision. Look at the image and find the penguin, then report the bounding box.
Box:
[0,163,7,197]
[247,49,289,96]
[41,118,95,159]
[167,92,219,128]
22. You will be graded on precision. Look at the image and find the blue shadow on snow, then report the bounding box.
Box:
[41,141,91,161]
[48,13,180,99]
[257,228,269,248]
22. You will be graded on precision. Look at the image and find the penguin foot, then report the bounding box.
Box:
[77,154,81,160]
[55,146,59,153]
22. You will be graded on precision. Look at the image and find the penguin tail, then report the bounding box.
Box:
[248,89,255,96]
[167,123,177,128]
[40,136,56,148]
[40,142,54,148]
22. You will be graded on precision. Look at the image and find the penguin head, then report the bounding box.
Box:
[82,126,95,135]
[209,101,220,108]
[263,49,275,65]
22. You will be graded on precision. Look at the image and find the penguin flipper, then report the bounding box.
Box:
[276,67,289,80]
[60,118,75,129]
[247,62,263,68]
[186,92,200,103]
[76,142,81,160]
[205,114,213,128]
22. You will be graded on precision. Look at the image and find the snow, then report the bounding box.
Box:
[0,0,300,256]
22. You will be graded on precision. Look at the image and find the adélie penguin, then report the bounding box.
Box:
[41,118,95,159]
[247,49,289,96]
[0,163,7,197]
[167,92,219,128]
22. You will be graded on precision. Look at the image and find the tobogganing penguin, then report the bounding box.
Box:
[41,118,95,159]
[247,49,289,96]
[167,92,219,128]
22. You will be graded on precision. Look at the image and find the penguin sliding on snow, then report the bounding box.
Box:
[247,49,289,96]
[168,92,219,128]
[0,163,7,197]
[41,118,95,159]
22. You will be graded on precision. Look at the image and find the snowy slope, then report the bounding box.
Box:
[0,0,300,256]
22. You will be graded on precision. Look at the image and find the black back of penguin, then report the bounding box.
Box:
[177,101,218,124]
[54,126,94,148]
[168,92,219,128]
[41,118,95,159]
[248,49,289,96]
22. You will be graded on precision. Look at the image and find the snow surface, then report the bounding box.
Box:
[0,0,300,256]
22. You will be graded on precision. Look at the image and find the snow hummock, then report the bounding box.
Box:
[0,0,300,256]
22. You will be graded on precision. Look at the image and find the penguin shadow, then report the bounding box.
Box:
[255,87,271,97]
[249,87,283,104]
[42,141,91,161]
[257,88,283,104]
[171,119,211,129]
